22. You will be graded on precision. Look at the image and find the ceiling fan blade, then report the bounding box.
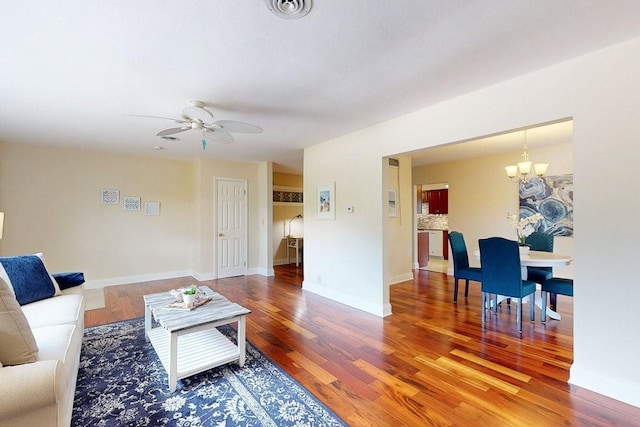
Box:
[183,105,214,124]
[125,114,188,124]
[202,128,234,144]
[157,126,191,136]
[214,120,263,134]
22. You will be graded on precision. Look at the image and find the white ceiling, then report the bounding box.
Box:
[408,119,574,167]
[2,1,640,174]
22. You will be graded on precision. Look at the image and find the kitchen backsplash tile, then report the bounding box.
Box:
[418,204,448,230]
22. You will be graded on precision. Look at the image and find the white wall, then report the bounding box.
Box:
[302,36,640,407]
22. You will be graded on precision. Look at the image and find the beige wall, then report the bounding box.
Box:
[387,156,414,284]
[0,143,269,285]
[0,143,196,285]
[413,140,574,279]
[272,173,303,265]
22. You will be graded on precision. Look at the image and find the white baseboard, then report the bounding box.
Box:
[192,271,216,281]
[247,267,273,276]
[84,267,277,289]
[83,270,194,289]
[390,272,414,285]
[570,365,640,408]
[302,280,391,317]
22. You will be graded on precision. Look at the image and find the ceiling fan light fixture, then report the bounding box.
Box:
[264,0,312,19]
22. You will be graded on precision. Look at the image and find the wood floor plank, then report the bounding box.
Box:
[84,266,640,426]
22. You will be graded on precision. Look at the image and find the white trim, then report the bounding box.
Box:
[247,267,273,276]
[192,271,216,281]
[83,270,193,289]
[570,366,640,408]
[302,280,392,317]
[389,272,414,285]
[214,177,248,278]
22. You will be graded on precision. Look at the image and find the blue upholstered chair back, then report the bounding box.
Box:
[479,237,523,296]
[525,232,553,252]
[448,231,470,272]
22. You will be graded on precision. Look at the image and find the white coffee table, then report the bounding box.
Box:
[144,286,251,392]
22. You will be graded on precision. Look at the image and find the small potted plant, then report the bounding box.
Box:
[507,212,543,253]
[182,285,198,307]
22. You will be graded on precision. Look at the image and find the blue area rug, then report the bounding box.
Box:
[72,318,346,426]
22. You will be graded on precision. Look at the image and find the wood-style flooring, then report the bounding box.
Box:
[85,265,640,426]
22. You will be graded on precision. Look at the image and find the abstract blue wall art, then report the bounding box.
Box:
[519,175,573,236]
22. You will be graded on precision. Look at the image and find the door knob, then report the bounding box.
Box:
[218,233,224,237]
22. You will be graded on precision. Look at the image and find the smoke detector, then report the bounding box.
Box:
[264,0,312,19]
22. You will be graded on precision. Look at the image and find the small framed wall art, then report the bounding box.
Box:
[388,188,397,218]
[124,196,141,211]
[101,189,120,205]
[316,182,335,220]
[144,201,161,216]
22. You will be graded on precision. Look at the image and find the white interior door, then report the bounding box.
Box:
[216,178,247,278]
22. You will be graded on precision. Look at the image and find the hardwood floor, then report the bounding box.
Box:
[85,265,640,426]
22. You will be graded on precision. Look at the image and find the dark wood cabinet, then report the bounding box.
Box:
[426,189,448,214]
[443,230,448,260]
[418,232,429,267]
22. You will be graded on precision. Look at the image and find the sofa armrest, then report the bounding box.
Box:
[0,359,60,419]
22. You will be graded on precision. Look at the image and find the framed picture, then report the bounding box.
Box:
[101,189,120,205]
[317,182,335,220]
[388,188,397,218]
[144,201,161,216]
[124,196,141,211]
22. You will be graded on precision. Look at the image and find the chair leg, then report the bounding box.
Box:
[529,293,535,321]
[464,279,470,298]
[516,297,522,333]
[550,292,557,311]
[481,292,486,324]
[541,291,547,322]
[453,278,459,303]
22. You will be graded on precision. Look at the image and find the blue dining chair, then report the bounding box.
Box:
[541,277,573,322]
[479,237,537,333]
[448,231,482,303]
[525,232,554,285]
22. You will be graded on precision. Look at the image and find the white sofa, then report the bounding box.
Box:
[0,266,85,427]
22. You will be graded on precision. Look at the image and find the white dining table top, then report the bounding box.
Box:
[473,249,573,267]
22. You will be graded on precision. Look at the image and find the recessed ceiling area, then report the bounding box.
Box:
[407,120,573,167]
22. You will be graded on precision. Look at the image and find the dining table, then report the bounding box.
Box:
[473,249,573,320]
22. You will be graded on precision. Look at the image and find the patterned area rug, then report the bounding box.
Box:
[73,318,346,426]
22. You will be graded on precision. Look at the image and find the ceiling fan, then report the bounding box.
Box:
[132,100,262,144]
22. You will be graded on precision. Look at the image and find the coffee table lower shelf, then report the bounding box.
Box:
[147,326,241,391]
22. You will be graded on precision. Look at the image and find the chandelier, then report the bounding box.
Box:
[505,130,548,182]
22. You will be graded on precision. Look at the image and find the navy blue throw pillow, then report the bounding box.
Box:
[52,272,85,290]
[0,255,56,305]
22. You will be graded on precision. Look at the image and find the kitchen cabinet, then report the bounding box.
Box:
[426,189,448,214]
[428,231,443,257]
[417,231,429,267]
[424,230,448,260]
